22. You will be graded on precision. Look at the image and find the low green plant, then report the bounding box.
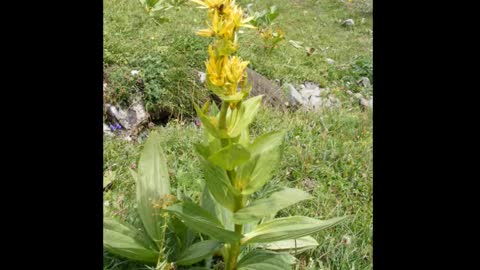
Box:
[139,0,189,24]
[247,5,285,52]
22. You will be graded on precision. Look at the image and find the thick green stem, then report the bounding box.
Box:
[225,196,245,270]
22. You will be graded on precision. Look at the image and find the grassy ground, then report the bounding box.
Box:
[104,0,372,269]
[104,0,372,116]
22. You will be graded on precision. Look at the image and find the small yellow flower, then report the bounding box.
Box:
[205,45,227,87]
[224,56,249,87]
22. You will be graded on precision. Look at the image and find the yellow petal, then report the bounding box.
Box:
[196,28,215,37]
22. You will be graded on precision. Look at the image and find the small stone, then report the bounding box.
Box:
[198,71,206,83]
[342,19,355,26]
[346,90,353,95]
[285,83,305,106]
[357,77,371,88]
[325,58,335,65]
[303,178,317,192]
[106,104,131,130]
[131,70,139,76]
[360,98,370,108]
[341,235,352,245]
[127,102,149,129]
[104,201,110,207]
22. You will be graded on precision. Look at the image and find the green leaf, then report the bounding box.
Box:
[248,130,286,156]
[227,95,263,138]
[201,187,234,231]
[237,130,286,195]
[104,217,157,250]
[195,144,240,211]
[241,216,347,244]
[194,103,228,139]
[176,240,223,266]
[208,143,251,170]
[136,132,171,244]
[233,188,312,224]
[257,236,319,255]
[103,217,159,264]
[209,101,220,116]
[166,202,242,243]
[237,250,296,270]
[239,128,250,146]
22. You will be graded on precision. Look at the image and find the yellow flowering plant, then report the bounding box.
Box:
[166,1,347,269]
[104,1,346,269]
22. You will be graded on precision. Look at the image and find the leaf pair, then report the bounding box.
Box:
[235,130,286,195]
[195,96,263,139]
[103,217,159,264]
[166,201,242,243]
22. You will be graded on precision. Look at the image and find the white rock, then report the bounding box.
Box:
[103,123,113,136]
[325,58,335,64]
[106,105,131,130]
[127,102,149,129]
[131,70,139,76]
[285,83,305,106]
[357,77,371,88]
[354,93,363,99]
[198,71,206,83]
[346,90,353,95]
[360,98,370,108]
[343,19,355,26]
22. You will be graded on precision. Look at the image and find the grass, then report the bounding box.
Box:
[104,0,372,116]
[104,0,372,269]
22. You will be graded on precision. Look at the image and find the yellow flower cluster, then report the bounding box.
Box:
[191,0,255,103]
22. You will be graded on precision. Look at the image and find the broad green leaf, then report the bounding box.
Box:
[233,188,312,224]
[209,101,220,116]
[227,95,263,138]
[239,128,250,146]
[217,91,248,103]
[237,130,286,195]
[208,143,251,170]
[248,130,286,157]
[166,202,242,243]
[241,216,347,244]
[136,132,171,244]
[257,236,319,255]
[176,240,223,266]
[103,217,159,264]
[104,217,157,251]
[201,187,234,231]
[195,144,240,211]
[237,250,296,270]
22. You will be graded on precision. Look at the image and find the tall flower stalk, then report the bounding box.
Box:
[191,1,255,269]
